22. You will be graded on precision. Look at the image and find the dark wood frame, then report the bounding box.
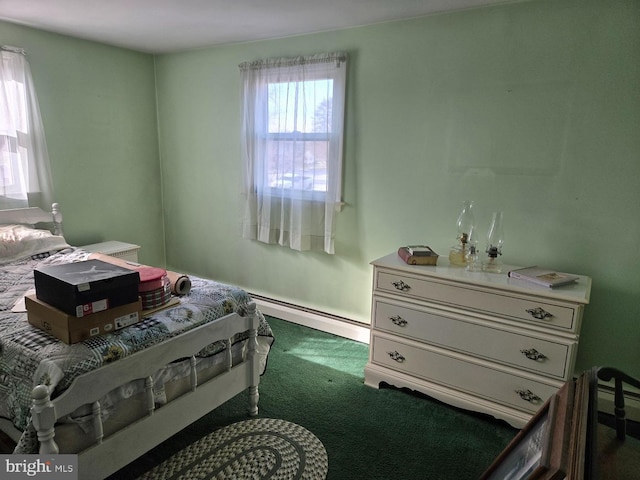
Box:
[482,367,639,480]
[480,380,575,480]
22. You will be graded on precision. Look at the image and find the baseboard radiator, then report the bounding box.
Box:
[249,294,370,344]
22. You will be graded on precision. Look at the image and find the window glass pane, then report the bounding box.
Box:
[0,78,27,134]
[0,135,24,195]
[266,78,333,193]
[268,79,333,134]
[266,139,327,192]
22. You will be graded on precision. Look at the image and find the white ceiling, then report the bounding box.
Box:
[0,0,516,54]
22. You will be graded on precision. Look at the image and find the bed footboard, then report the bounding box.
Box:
[29,302,261,478]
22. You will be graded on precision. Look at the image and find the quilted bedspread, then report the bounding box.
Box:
[0,248,272,433]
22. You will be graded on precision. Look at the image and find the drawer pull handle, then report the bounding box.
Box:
[520,348,547,361]
[388,351,405,363]
[515,389,542,403]
[526,307,553,320]
[391,280,411,291]
[390,315,408,327]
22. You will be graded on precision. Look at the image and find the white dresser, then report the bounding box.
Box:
[364,253,591,428]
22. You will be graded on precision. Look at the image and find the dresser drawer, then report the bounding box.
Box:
[376,271,579,332]
[371,335,560,414]
[373,298,573,379]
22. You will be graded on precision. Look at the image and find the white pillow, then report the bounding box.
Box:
[0,224,70,264]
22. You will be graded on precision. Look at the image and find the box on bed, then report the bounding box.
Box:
[34,259,140,317]
[26,295,143,344]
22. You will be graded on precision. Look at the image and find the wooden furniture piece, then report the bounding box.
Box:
[0,205,272,479]
[595,367,640,480]
[481,367,640,479]
[364,253,591,428]
[481,376,577,480]
[597,367,640,442]
[80,240,141,262]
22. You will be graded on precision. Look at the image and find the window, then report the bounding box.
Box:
[0,46,53,209]
[266,77,334,196]
[240,53,347,254]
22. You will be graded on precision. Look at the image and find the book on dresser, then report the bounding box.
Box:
[397,245,438,265]
[508,266,579,288]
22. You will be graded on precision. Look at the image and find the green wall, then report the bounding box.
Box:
[0,21,164,265]
[156,0,640,377]
[1,0,638,378]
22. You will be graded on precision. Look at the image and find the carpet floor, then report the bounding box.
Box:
[108,316,518,479]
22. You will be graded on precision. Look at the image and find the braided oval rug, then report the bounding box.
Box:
[137,418,328,480]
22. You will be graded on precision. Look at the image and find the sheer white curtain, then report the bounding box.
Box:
[0,46,54,210]
[240,52,347,254]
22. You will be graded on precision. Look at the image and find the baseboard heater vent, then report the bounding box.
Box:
[248,293,370,344]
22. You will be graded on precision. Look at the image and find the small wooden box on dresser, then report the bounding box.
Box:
[364,253,591,428]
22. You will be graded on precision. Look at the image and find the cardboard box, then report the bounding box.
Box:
[34,259,140,317]
[26,295,143,344]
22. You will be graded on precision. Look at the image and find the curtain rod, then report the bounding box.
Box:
[240,52,347,71]
[1,45,26,55]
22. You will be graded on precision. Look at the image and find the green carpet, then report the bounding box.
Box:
[109,316,517,479]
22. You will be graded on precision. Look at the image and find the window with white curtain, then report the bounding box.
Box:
[240,52,347,254]
[0,46,53,210]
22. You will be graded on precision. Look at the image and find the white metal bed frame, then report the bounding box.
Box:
[1,204,262,479]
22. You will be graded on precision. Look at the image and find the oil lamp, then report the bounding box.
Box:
[482,211,504,273]
[448,200,475,267]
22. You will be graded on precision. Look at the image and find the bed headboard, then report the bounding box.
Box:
[0,203,63,236]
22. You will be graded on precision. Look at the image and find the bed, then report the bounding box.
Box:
[0,204,274,479]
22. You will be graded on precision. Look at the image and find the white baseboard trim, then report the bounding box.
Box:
[251,295,370,344]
